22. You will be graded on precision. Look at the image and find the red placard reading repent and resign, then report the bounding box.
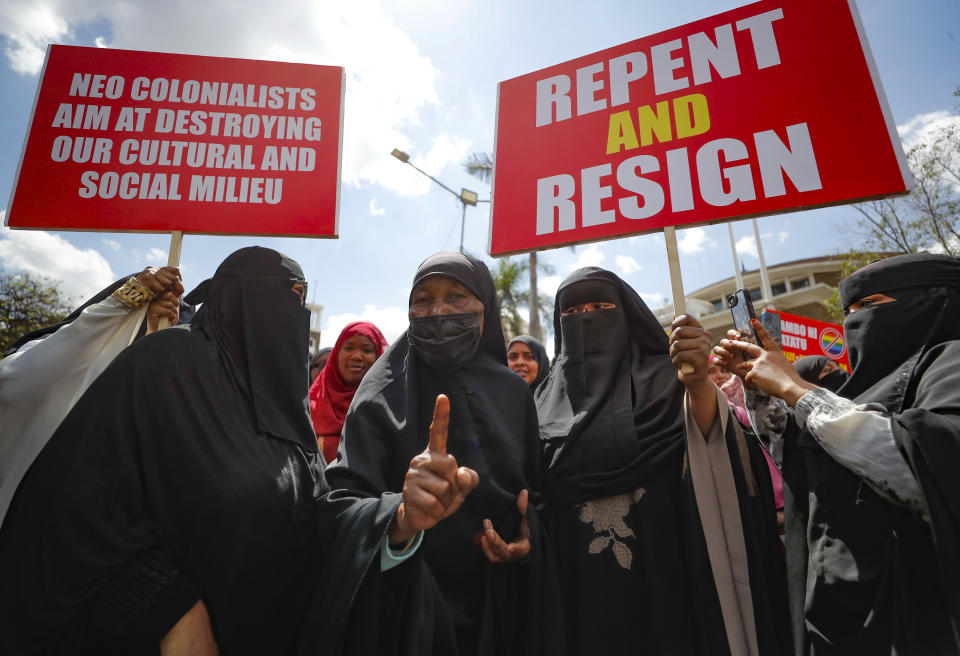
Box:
[488,0,913,256]
[5,45,344,236]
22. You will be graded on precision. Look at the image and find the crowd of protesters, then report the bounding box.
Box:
[0,247,957,656]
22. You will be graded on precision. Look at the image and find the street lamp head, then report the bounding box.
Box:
[460,188,478,206]
[391,148,410,163]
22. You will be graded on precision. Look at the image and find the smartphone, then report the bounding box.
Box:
[761,311,782,349]
[727,289,758,346]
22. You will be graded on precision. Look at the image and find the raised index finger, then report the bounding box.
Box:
[428,394,450,456]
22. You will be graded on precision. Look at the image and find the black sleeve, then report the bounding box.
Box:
[85,548,201,647]
[892,342,960,648]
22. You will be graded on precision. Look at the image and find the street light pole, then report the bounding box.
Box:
[392,148,486,253]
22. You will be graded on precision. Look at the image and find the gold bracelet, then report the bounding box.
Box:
[108,277,156,311]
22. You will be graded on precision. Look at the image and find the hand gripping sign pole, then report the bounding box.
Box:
[156,230,183,331]
[662,226,695,375]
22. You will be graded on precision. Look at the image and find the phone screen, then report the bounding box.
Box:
[728,290,756,344]
[761,311,782,348]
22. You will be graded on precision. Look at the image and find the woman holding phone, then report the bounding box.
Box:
[713,253,960,655]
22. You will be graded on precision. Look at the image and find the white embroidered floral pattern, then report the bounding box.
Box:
[577,488,646,569]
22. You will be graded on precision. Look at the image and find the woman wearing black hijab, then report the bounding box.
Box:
[506,334,550,390]
[716,252,960,654]
[326,251,560,656]
[792,355,848,393]
[537,267,790,656]
[0,246,476,655]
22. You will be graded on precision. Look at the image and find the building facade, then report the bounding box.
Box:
[653,254,846,341]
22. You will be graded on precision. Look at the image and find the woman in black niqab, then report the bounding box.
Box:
[792,355,848,393]
[0,246,405,655]
[717,252,960,654]
[536,267,790,656]
[803,254,960,654]
[325,251,562,656]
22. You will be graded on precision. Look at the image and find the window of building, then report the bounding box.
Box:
[792,277,810,290]
[749,287,762,301]
[771,282,787,296]
[711,298,725,312]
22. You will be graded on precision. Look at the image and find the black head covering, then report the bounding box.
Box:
[409,251,507,362]
[310,347,332,370]
[537,267,685,505]
[792,355,831,384]
[837,253,960,406]
[188,246,314,449]
[792,355,848,393]
[508,335,550,389]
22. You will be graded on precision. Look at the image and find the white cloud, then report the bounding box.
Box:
[0,3,68,74]
[538,274,564,300]
[897,110,960,149]
[385,134,473,196]
[0,0,446,193]
[101,237,121,251]
[320,304,408,348]
[735,235,758,259]
[777,230,789,244]
[677,227,712,254]
[368,198,385,216]
[640,292,667,308]
[615,254,642,275]
[145,247,166,264]
[0,223,114,300]
[568,243,605,270]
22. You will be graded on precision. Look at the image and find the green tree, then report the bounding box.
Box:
[848,91,960,255]
[0,269,74,355]
[829,89,960,319]
[488,256,555,342]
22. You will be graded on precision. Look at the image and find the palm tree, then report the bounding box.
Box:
[463,152,546,340]
[489,257,527,340]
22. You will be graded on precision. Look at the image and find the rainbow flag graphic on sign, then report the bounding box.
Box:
[819,327,846,358]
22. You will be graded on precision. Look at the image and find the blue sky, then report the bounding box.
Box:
[1,0,959,349]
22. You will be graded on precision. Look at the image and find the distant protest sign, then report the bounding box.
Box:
[6,45,344,236]
[767,309,850,371]
[489,0,913,255]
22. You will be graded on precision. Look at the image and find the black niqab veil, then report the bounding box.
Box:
[0,247,401,655]
[326,252,562,656]
[537,267,685,504]
[792,355,848,393]
[507,335,550,389]
[782,253,960,654]
[536,267,790,655]
[189,246,315,449]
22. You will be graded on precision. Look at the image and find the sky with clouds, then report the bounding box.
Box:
[1,0,959,349]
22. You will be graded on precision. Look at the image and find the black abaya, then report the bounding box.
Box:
[537,267,790,655]
[782,253,960,654]
[326,252,562,656]
[0,247,401,655]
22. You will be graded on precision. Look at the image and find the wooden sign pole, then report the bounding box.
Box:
[156,230,183,331]
[663,226,695,374]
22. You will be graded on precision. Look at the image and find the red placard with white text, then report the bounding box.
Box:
[489,0,912,255]
[767,309,850,371]
[6,45,344,236]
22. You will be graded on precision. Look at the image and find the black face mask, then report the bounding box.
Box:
[818,368,849,393]
[408,312,482,370]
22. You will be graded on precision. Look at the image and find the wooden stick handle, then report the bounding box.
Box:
[663,226,695,375]
[156,231,183,331]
